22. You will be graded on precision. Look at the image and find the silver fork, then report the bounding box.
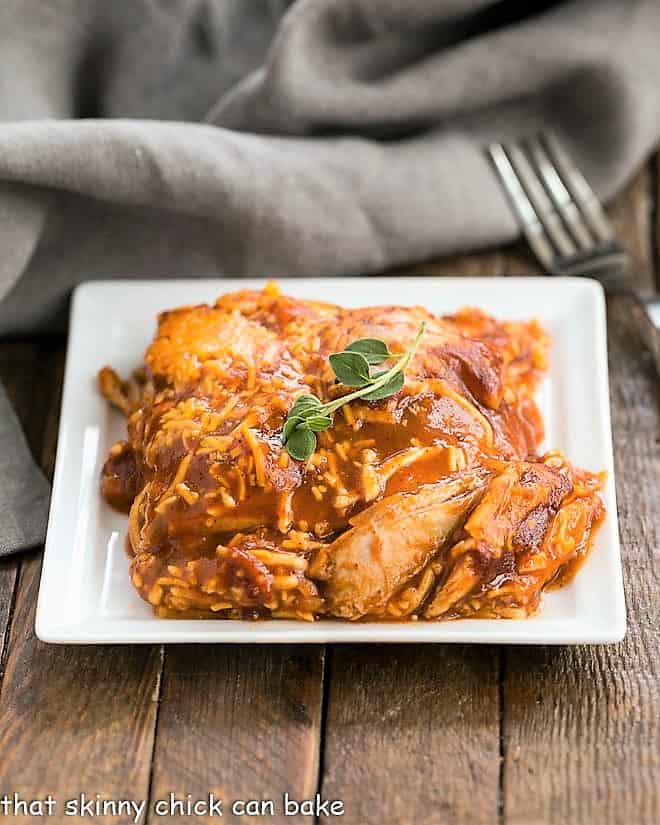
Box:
[488,133,660,372]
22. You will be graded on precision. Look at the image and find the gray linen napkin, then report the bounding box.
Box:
[0,384,50,554]
[2,0,660,555]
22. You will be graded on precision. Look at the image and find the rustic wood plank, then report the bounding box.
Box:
[0,554,19,683]
[607,166,654,291]
[502,296,660,825]
[148,645,325,824]
[0,341,162,822]
[320,644,500,825]
[502,163,660,825]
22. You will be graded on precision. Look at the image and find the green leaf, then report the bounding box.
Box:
[282,415,303,443]
[279,321,425,450]
[305,413,333,432]
[289,394,323,416]
[283,395,325,442]
[286,427,317,461]
[329,351,371,386]
[361,370,405,401]
[345,337,394,365]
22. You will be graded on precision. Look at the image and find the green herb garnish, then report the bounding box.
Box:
[281,322,426,461]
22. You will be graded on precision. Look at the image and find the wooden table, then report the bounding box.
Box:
[0,163,658,825]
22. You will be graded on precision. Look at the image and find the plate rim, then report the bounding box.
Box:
[36,276,626,644]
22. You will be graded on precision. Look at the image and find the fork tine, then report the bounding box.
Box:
[542,133,614,243]
[526,136,594,251]
[503,142,577,259]
[488,143,556,271]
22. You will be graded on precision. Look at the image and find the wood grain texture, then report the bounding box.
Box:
[0,555,19,683]
[148,645,325,824]
[607,167,654,291]
[501,297,660,825]
[0,342,163,823]
[319,645,500,825]
[501,165,660,825]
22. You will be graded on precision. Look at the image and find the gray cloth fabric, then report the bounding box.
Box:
[2,0,660,554]
[0,384,50,555]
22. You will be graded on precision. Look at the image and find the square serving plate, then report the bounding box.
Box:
[36,277,625,644]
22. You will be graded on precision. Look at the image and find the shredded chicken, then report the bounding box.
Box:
[99,283,604,621]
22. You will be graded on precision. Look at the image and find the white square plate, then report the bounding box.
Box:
[36,278,625,644]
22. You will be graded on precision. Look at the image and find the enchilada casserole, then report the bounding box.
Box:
[99,283,605,621]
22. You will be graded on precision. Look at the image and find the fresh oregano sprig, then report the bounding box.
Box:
[281,321,426,461]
